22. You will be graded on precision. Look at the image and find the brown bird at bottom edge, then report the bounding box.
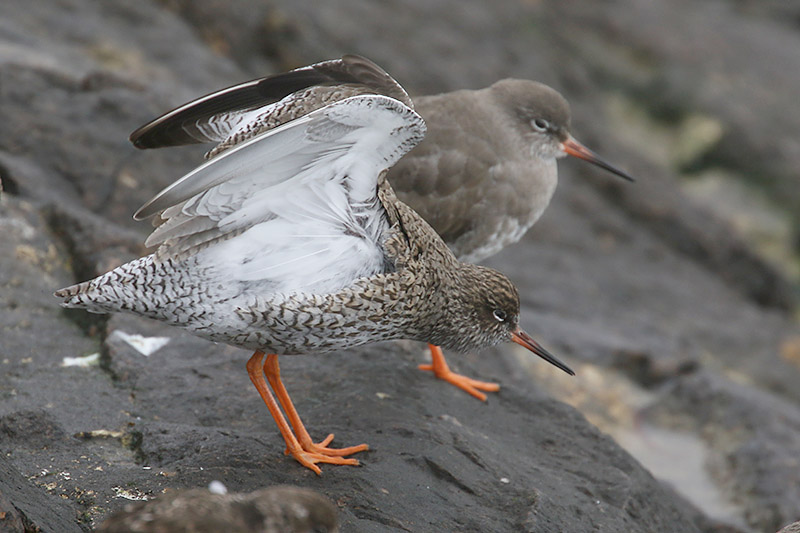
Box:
[126,54,633,401]
[95,485,339,533]
[56,94,574,474]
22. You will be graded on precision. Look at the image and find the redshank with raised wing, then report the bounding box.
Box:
[127,55,626,401]
[56,94,574,474]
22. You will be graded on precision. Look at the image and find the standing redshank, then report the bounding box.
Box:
[56,95,574,474]
[128,55,629,400]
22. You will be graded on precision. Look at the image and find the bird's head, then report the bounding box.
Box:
[491,79,634,182]
[427,264,574,376]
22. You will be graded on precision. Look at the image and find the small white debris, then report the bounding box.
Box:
[439,414,462,427]
[113,486,149,501]
[75,429,123,439]
[500,477,510,484]
[208,480,227,495]
[376,392,390,400]
[61,353,100,367]
[110,330,171,357]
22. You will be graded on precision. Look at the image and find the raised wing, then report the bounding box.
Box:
[136,95,425,294]
[129,55,412,150]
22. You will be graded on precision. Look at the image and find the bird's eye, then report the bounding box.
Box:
[493,309,507,322]
[531,118,549,132]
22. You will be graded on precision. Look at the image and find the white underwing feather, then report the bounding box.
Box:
[136,95,426,295]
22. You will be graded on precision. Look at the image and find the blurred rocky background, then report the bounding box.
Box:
[1,0,799,531]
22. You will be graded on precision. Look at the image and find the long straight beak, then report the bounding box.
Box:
[561,135,635,182]
[511,328,575,376]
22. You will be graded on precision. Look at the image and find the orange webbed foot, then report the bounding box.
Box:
[419,344,500,402]
[284,434,369,459]
[285,443,366,476]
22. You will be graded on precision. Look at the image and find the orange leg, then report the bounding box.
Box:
[418,344,500,402]
[263,354,368,458]
[246,351,367,475]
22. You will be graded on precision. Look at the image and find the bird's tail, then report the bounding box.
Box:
[55,255,170,318]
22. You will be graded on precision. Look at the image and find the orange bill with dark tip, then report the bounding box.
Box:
[511,329,575,376]
[561,135,635,182]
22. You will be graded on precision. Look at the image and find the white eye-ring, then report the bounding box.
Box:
[531,118,549,132]
[493,309,507,322]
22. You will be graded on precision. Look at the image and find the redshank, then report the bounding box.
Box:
[56,95,574,474]
[128,55,626,400]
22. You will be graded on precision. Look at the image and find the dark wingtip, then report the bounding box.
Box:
[129,134,147,149]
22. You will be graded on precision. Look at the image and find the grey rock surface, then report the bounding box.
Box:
[1,0,799,532]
